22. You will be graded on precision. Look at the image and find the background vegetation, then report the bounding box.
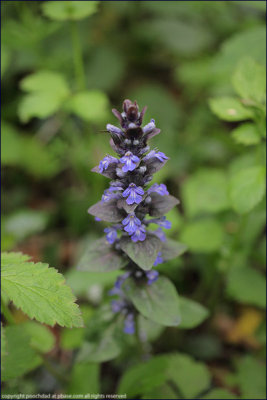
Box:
[1,1,266,398]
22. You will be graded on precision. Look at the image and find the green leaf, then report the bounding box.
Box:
[227,266,266,308]
[1,324,7,370]
[229,166,266,214]
[203,389,238,399]
[125,276,181,326]
[18,71,70,123]
[236,356,266,399]
[77,237,127,272]
[2,325,42,381]
[42,1,99,21]
[142,384,177,399]
[231,123,261,145]
[1,252,83,328]
[179,296,209,329]
[5,210,49,241]
[1,45,11,78]
[68,362,100,395]
[65,90,109,123]
[232,57,266,103]
[160,238,187,261]
[209,97,254,121]
[22,321,55,353]
[182,168,230,216]
[180,218,224,253]
[61,305,93,350]
[120,234,162,271]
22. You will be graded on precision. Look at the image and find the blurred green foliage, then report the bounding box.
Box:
[1,1,266,398]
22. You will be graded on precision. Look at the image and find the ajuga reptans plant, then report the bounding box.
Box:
[80,100,187,335]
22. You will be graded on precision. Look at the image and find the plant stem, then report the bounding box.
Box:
[1,296,15,324]
[70,20,86,91]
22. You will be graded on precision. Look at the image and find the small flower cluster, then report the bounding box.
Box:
[89,99,179,334]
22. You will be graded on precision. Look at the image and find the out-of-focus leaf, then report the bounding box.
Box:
[61,306,93,350]
[42,1,99,21]
[77,237,127,272]
[231,123,261,145]
[182,168,230,216]
[138,315,164,342]
[5,210,49,241]
[227,266,266,308]
[68,362,100,395]
[1,122,22,166]
[1,325,42,381]
[236,356,266,399]
[179,296,209,329]
[203,389,238,399]
[1,45,11,78]
[21,321,55,353]
[232,57,266,103]
[160,238,187,261]
[209,97,253,121]
[120,234,161,271]
[180,218,224,253]
[229,166,266,213]
[2,252,84,328]
[125,276,181,326]
[65,90,109,123]
[1,325,7,371]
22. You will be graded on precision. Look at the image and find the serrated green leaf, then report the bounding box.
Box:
[232,57,266,103]
[65,90,109,123]
[203,388,238,399]
[231,123,261,145]
[77,237,127,272]
[42,1,99,21]
[120,234,162,271]
[229,166,266,213]
[180,218,224,253]
[236,356,266,399]
[2,325,42,381]
[68,362,100,395]
[182,168,230,216]
[125,276,181,326]
[160,238,187,261]
[227,266,266,308]
[179,296,209,329]
[209,97,254,121]
[1,252,83,328]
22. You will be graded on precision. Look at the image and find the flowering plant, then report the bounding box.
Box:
[78,99,187,336]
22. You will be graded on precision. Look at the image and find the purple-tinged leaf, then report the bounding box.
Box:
[77,237,127,272]
[88,199,125,222]
[160,238,187,261]
[117,199,138,214]
[149,193,180,217]
[120,234,162,270]
[91,165,117,179]
[145,158,168,175]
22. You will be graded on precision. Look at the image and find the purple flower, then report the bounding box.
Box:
[104,227,118,244]
[111,299,125,313]
[148,183,169,196]
[106,124,124,135]
[122,213,141,234]
[146,270,159,284]
[120,151,140,172]
[153,216,172,229]
[122,183,144,205]
[124,313,135,334]
[99,155,118,173]
[143,150,168,162]
[143,119,156,134]
[153,252,163,266]
[153,227,166,242]
[95,217,101,222]
[131,225,146,242]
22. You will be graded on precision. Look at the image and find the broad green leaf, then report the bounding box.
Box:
[138,315,164,342]
[229,166,266,213]
[160,238,187,261]
[227,266,266,308]
[77,237,127,272]
[203,389,238,399]
[231,123,261,145]
[179,296,209,329]
[236,356,266,399]
[142,384,177,399]
[1,122,21,166]
[68,362,100,395]
[120,234,162,271]
[42,1,99,21]
[1,45,11,78]
[125,276,181,326]
[1,252,83,328]
[22,321,55,353]
[20,70,69,97]
[2,325,42,381]
[18,92,63,123]
[232,57,266,103]
[65,90,109,123]
[182,168,230,216]
[209,97,253,121]
[180,218,224,253]
[5,210,49,241]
